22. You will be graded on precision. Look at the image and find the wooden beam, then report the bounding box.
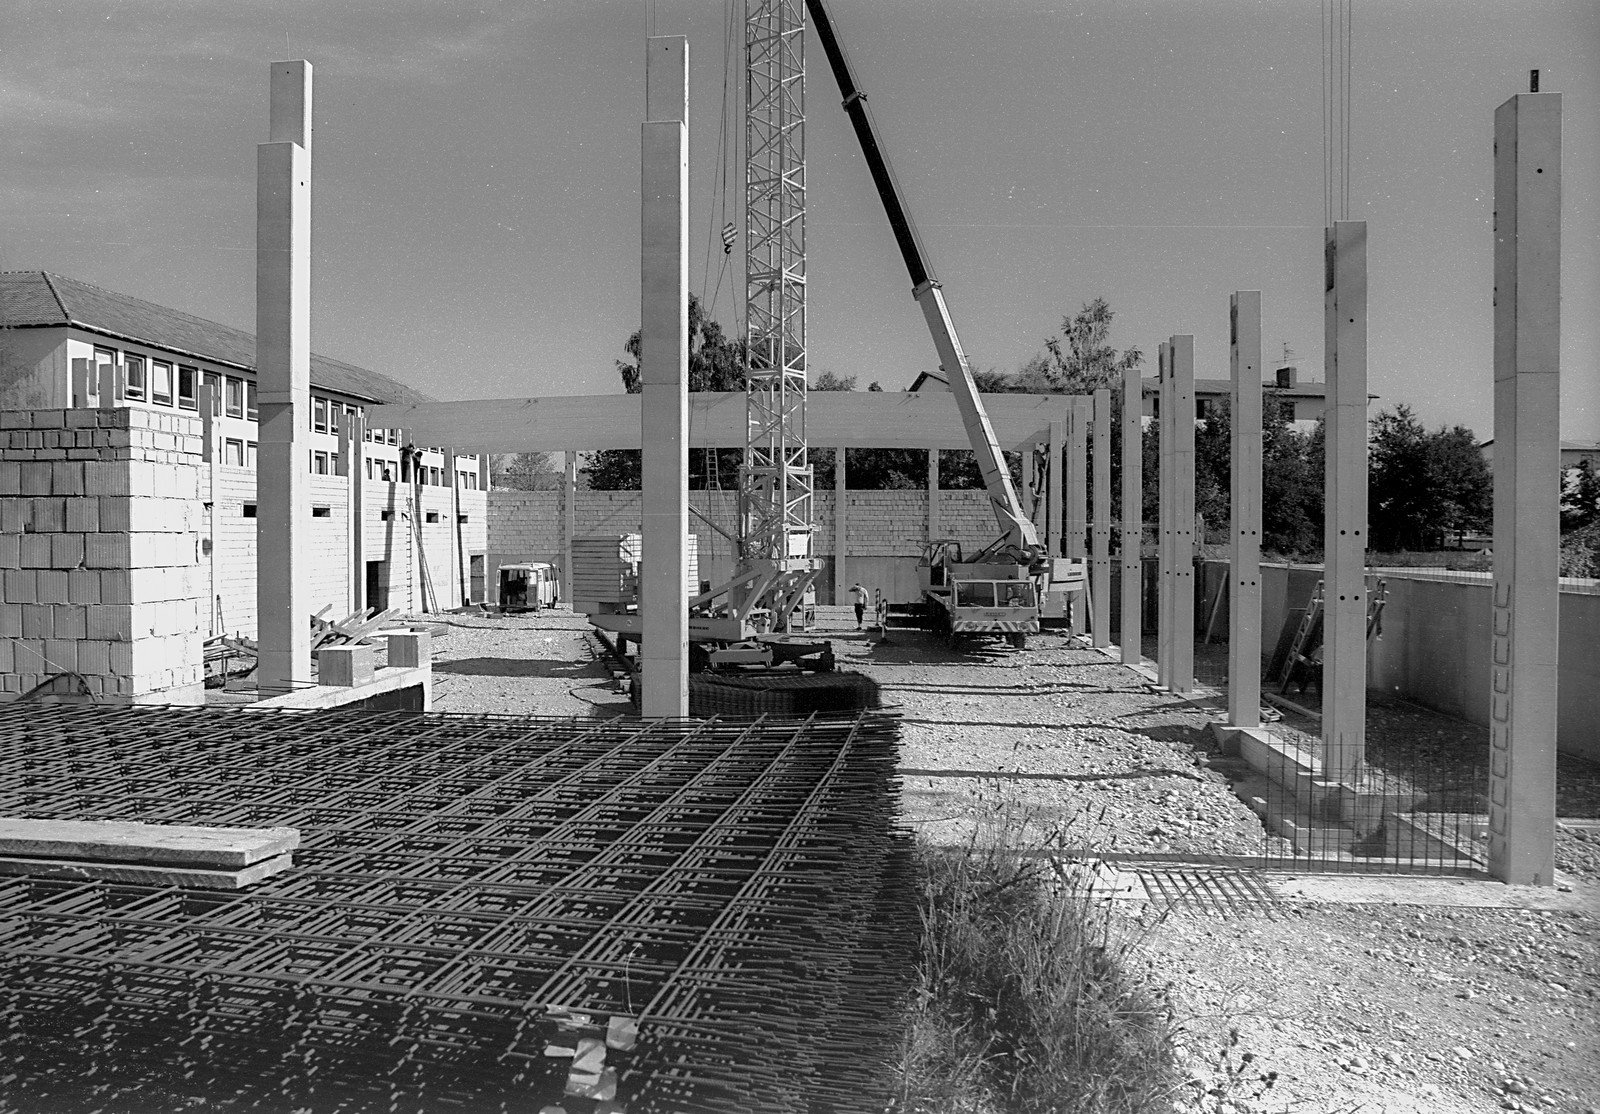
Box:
[365,391,1072,454]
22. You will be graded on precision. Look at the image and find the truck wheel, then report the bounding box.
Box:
[1008,632,1027,649]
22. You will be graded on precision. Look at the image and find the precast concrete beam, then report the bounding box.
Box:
[1322,221,1369,780]
[1047,420,1063,557]
[1091,388,1111,647]
[1229,292,1263,728]
[1168,335,1196,693]
[638,36,689,718]
[1490,91,1561,885]
[255,60,312,697]
[1120,365,1142,665]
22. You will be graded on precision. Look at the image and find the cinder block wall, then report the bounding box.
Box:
[485,486,1001,603]
[0,407,204,703]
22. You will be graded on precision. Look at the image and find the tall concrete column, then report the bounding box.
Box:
[926,450,940,540]
[1157,341,1173,685]
[255,60,312,696]
[1322,221,1369,780]
[1047,420,1063,557]
[344,413,366,613]
[563,450,577,602]
[1021,449,1037,524]
[1067,400,1090,636]
[638,36,689,718]
[1489,91,1561,885]
[1120,366,1142,665]
[1090,388,1111,646]
[1229,292,1263,728]
[833,446,847,601]
[1168,335,1196,693]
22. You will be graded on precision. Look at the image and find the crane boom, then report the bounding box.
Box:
[806,0,1039,555]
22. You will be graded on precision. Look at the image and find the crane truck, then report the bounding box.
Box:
[808,0,1079,648]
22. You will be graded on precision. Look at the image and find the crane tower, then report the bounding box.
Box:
[739,0,815,628]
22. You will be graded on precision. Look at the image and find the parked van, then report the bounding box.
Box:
[498,563,559,613]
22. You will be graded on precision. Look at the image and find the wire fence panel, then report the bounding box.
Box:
[0,703,913,1114]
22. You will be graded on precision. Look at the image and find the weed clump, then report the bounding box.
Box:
[893,811,1183,1113]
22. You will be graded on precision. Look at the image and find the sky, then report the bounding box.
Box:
[4,0,1596,442]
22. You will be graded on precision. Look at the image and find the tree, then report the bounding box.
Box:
[1563,458,1600,533]
[1425,424,1493,545]
[1369,406,1492,550]
[490,452,563,491]
[1031,297,1145,394]
[583,295,746,491]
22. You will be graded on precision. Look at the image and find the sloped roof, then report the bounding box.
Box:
[0,271,430,406]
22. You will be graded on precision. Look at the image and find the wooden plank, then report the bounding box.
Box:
[365,391,1072,453]
[0,818,299,868]
[0,852,294,890]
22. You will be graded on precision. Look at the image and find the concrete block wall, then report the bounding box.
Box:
[306,474,350,617]
[0,407,204,702]
[1202,559,1600,762]
[213,466,259,637]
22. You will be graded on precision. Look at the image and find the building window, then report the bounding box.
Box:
[246,381,258,421]
[246,441,258,469]
[151,361,173,406]
[177,366,198,410]
[224,438,244,466]
[459,471,477,490]
[329,403,340,435]
[425,511,440,523]
[203,371,222,415]
[311,451,329,474]
[311,505,331,518]
[225,377,244,418]
[330,452,339,474]
[124,354,146,400]
[380,509,394,522]
[386,429,398,446]
[243,502,257,518]
[94,347,117,399]
[312,397,328,433]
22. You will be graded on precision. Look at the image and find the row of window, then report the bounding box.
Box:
[93,345,372,434]
[211,442,473,489]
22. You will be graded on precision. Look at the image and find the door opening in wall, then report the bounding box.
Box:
[366,561,389,613]
[469,555,485,605]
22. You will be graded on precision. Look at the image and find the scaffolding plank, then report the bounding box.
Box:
[0,850,294,889]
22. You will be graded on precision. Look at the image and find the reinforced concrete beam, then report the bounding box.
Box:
[1120,365,1142,665]
[1489,91,1561,885]
[1229,292,1263,728]
[1168,335,1196,693]
[1091,388,1111,647]
[1322,221,1369,780]
[638,36,689,718]
[366,391,1072,455]
[255,60,312,697]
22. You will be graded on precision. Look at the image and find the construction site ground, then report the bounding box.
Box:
[426,605,1600,1114]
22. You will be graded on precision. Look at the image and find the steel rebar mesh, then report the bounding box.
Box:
[0,703,913,1113]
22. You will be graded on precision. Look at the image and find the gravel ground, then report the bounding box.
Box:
[421,605,1600,1114]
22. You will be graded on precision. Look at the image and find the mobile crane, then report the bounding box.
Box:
[808,0,1065,647]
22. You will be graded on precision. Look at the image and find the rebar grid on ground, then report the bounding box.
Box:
[0,704,913,1113]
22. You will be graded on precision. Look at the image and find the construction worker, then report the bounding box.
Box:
[850,582,869,629]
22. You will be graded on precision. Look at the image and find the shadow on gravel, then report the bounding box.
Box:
[888,683,1100,697]
[899,766,1204,783]
[899,718,1129,731]
[433,656,607,679]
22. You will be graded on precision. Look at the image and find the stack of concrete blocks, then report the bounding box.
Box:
[0,407,204,702]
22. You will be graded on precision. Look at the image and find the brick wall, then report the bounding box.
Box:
[0,407,204,702]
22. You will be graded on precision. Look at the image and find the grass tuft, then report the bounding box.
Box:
[892,806,1184,1113]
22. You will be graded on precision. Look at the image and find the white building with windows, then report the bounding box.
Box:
[0,271,489,648]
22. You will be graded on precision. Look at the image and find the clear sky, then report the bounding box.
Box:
[5,0,1595,442]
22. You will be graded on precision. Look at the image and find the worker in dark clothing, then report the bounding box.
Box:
[850,582,869,629]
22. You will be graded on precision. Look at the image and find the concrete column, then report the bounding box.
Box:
[1046,420,1064,557]
[1120,366,1142,665]
[926,450,940,540]
[638,36,689,718]
[1229,292,1263,728]
[1091,388,1111,646]
[255,60,312,696]
[1322,221,1369,780]
[1489,92,1561,885]
[1169,335,1196,693]
[199,382,219,636]
[343,414,366,613]
[1157,341,1173,686]
[563,450,577,602]
[834,446,847,601]
[1067,399,1088,560]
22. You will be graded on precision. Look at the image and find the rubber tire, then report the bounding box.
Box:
[687,670,880,717]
